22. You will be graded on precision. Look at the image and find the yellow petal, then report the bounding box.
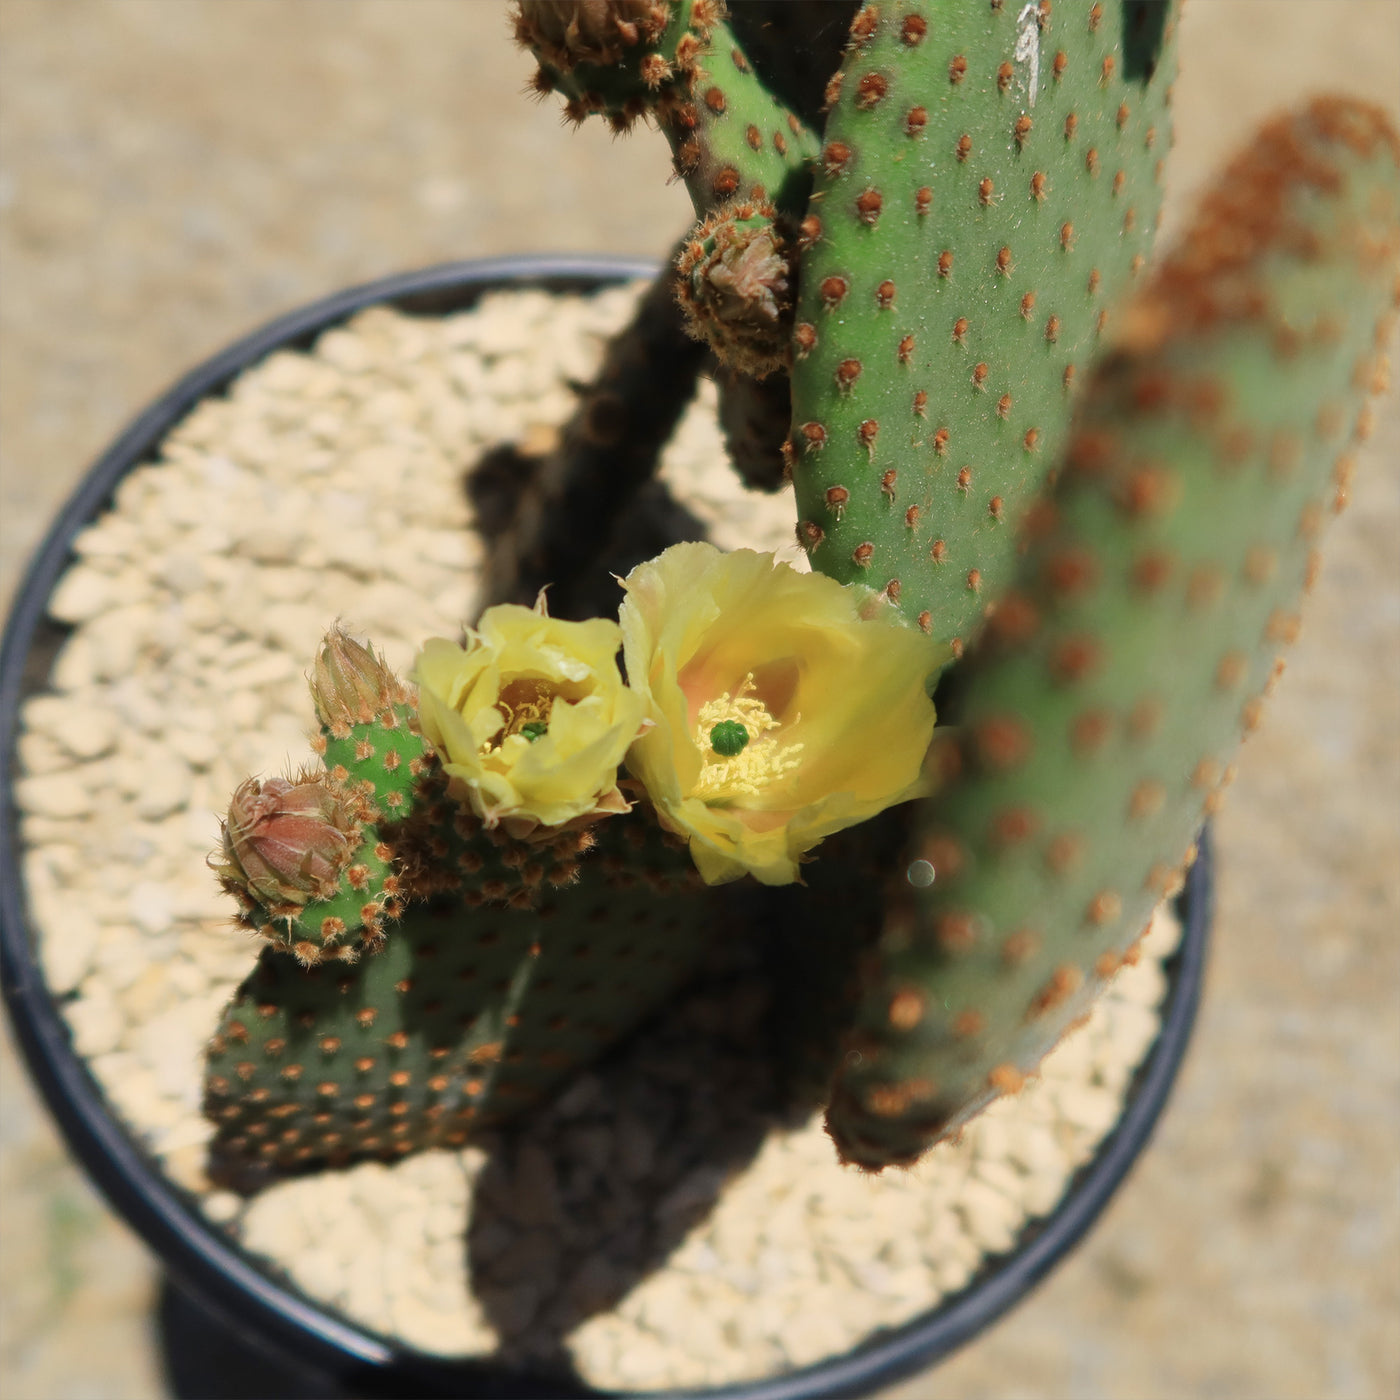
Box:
[619,543,945,886]
[412,603,644,831]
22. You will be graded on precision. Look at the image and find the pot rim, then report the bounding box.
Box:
[0,254,1211,1400]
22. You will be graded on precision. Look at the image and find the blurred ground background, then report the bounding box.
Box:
[1,2,1397,1396]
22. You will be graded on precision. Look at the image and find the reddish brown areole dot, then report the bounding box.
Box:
[979,177,996,205]
[996,245,1014,275]
[949,54,968,83]
[876,279,896,308]
[1065,111,1079,140]
[930,538,947,563]
[932,425,948,452]
[917,610,932,633]
[1020,290,1037,318]
[997,61,1015,93]
[856,72,889,109]
[823,141,852,176]
[906,106,928,137]
[712,167,740,197]
[956,133,973,162]
[1044,831,1084,875]
[938,249,954,276]
[745,124,761,151]
[914,390,930,416]
[1053,49,1067,78]
[1030,171,1048,201]
[880,468,897,497]
[820,275,848,309]
[856,188,884,224]
[852,541,875,568]
[971,361,988,388]
[905,504,921,527]
[793,322,817,357]
[996,392,1012,419]
[1013,114,1033,146]
[898,333,915,363]
[1045,314,1061,341]
[1027,964,1083,1019]
[859,419,880,454]
[956,465,973,492]
[835,358,863,391]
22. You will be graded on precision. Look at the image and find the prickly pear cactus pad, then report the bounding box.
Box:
[206,810,718,1183]
[790,0,1178,647]
[825,97,1400,1170]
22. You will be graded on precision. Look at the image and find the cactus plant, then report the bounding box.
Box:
[202,0,1399,1205]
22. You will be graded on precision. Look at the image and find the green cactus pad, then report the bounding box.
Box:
[205,807,722,1185]
[789,0,1177,646]
[825,96,1400,1170]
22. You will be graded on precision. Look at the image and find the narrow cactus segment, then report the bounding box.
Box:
[516,1,819,218]
[206,807,719,1183]
[655,9,820,216]
[790,0,1178,646]
[825,97,1400,1170]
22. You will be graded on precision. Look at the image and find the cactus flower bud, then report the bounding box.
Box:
[215,774,361,910]
[677,201,795,379]
[309,628,405,738]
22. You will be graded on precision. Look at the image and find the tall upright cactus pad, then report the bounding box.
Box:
[790,0,1178,647]
[825,97,1400,1170]
[206,809,722,1184]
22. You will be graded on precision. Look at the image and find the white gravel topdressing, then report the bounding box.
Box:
[16,284,1184,1392]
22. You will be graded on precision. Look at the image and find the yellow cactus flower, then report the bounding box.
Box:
[618,543,943,886]
[413,598,646,836]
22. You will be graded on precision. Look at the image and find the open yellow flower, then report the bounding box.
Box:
[414,599,646,836]
[619,543,943,886]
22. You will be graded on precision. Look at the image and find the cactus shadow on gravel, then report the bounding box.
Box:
[457,811,901,1378]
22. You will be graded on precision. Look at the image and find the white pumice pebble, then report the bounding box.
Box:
[16,288,1186,1391]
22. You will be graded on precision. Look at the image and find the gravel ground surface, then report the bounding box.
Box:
[2,4,1397,1398]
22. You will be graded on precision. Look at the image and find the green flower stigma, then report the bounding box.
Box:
[520,721,548,743]
[708,720,750,757]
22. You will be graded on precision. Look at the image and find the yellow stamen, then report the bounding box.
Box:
[692,674,803,801]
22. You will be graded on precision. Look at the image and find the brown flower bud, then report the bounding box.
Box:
[309,629,403,735]
[216,774,360,909]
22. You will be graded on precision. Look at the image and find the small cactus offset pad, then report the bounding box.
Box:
[790,0,1178,646]
[206,808,723,1183]
[825,97,1400,1170]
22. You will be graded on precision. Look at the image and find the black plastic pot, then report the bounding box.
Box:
[0,256,1212,1400]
